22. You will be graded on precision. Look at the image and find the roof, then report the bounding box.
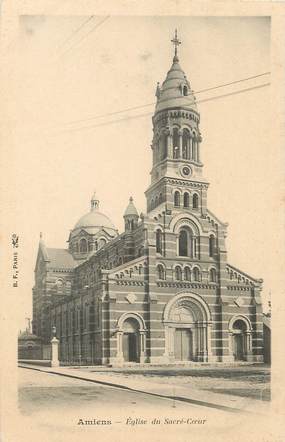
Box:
[155,58,198,114]
[46,248,77,269]
[263,315,271,329]
[124,197,139,217]
[18,330,41,341]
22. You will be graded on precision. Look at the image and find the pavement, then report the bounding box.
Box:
[18,363,270,415]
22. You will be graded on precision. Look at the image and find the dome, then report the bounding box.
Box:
[75,211,116,230]
[155,59,198,114]
[71,192,117,237]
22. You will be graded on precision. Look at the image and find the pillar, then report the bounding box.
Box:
[51,336,60,367]
[178,130,183,158]
[228,332,233,359]
[207,323,213,361]
[116,331,124,363]
[139,331,146,363]
[166,130,172,158]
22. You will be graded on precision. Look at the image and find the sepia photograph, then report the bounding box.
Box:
[1,6,285,442]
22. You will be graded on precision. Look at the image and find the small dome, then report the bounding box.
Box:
[155,59,197,114]
[75,211,116,231]
[124,197,139,217]
[70,193,117,239]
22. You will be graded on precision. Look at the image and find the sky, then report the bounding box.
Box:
[7,15,274,330]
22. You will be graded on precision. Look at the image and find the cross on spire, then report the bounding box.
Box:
[171,29,181,61]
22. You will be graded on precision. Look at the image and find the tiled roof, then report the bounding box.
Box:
[46,248,76,269]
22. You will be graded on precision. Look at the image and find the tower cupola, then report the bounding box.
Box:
[124,197,139,231]
[145,30,208,217]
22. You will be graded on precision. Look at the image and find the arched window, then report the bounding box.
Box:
[56,279,64,294]
[178,229,188,256]
[157,264,165,280]
[174,266,182,281]
[156,229,163,254]
[178,227,198,258]
[209,268,217,283]
[158,193,163,204]
[193,267,200,282]
[80,238,87,253]
[182,129,190,159]
[183,192,190,208]
[150,199,154,210]
[174,191,180,207]
[193,193,199,209]
[99,238,106,249]
[209,234,216,257]
[161,133,167,160]
[184,266,191,281]
[173,128,179,158]
[155,195,158,207]
[183,85,188,96]
[192,132,196,161]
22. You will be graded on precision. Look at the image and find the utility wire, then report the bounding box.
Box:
[193,72,271,94]
[57,16,95,51]
[51,72,270,128]
[59,15,110,58]
[55,82,270,135]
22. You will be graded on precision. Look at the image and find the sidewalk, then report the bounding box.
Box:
[18,363,270,415]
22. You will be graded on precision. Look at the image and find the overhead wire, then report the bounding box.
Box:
[55,81,270,135]
[57,16,95,51]
[50,72,271,129]
[58,15,110,58]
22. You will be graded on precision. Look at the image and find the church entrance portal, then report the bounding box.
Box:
[174,328,192,361]
[231,319,248,361]
[163,293,213,363]
[233,334,244,361]
[122,318,140,362]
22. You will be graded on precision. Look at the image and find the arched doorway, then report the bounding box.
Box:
[232,320,246,361]
[163,292,212,363]
[122,318,140,362]
[229,315,252,362]
[115,312,147,364]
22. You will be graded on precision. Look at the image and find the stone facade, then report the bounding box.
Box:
[32,34,264,365]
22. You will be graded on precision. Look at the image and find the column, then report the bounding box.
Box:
[139,331,146,363]
[166,129,172,158]
[202,325,207,361]
[163,325,169,358]
[196,323,202,361]
[193,138,197,161]
[245,331,253,361]
[116,331,124,362]
[207,323,213,361]
[178,130,183,158]
[51,336,60,367]
[228,332,233,359]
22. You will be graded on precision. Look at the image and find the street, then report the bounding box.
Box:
[16,366,272,438]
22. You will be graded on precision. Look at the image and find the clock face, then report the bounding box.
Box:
[181,166,192,177]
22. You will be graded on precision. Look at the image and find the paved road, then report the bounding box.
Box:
[18,366,199,414]
[17,367,252,436]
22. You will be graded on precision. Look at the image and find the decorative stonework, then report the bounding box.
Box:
[125,293,137,304]
[157,281,217,289]
[234,296,246,307]
[116,280,145,286]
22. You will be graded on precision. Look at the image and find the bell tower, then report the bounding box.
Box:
[145,30,209,217]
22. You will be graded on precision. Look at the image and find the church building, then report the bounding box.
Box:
[32,32,264,365]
